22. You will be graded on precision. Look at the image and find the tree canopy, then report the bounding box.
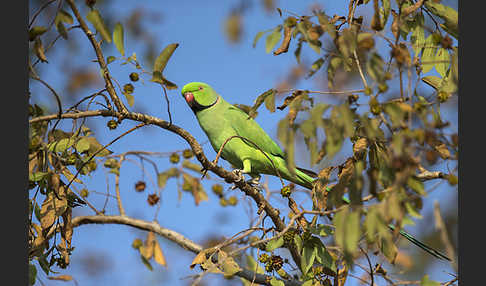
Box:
[28,0,458,285]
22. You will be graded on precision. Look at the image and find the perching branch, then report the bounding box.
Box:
[30,108,302,269]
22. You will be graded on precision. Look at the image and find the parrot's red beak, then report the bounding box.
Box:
[184,92,194,104]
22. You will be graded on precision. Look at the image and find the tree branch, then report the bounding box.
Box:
[70,215,301,286]
[66,0,128,115]
[30,109,302,268]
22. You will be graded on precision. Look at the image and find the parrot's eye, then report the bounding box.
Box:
[198,86,203,91]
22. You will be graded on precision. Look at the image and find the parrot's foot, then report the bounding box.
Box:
[247,175,261,187]
[231,169,246,183]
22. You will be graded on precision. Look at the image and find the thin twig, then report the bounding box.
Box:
[161,85,172,125]
[65,123,147,193]
[433,201,457,272]
[29,0,58,28]
[66,0,128,114]
[115,154,126,216]
[359,246,374,286]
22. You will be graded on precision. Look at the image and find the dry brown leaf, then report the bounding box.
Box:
[153,240,167,267]
[434,143,450,159]
[353,138,368,160]
[140,231,156,260]
[40,187,68,230]
[273,26,292,55]
[47,275,73,281]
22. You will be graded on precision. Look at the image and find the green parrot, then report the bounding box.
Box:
[180,81,451,261]
[181,81,316,188]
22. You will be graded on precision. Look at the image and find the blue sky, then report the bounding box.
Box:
[30,0,457,285]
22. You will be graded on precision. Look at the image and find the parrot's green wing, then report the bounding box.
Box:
[225,105,285,159]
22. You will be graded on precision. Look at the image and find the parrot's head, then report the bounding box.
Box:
[181,82,219,112]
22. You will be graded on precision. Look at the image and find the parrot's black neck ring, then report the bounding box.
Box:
[191,96,219,113]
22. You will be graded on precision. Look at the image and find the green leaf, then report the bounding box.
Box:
[294,40,303,63]
[333,207,347,251]
[84,137,112,157]
[405,201,422,219]
[248,89,276,118]
[327,56,342,89]
[424,2,458,39]
[421,34,438,74]
[38,255,51,275]
[29,26,48,41]
[407,177,426,196]
[364,206,379,242]
[152,43,179,75]
[86,9,112,43]
[140,254,153,271]
[315,243,336,274]
[435,48,450,78]
[293,234,303,254]
[344,210,361,256]
[270,277,285,286]
[218,251,242,276]
[48,138,75,153]
[264,89,276,113]
[55,9,74,25]
[309,224,333,237]
[253,29,272,48]
[337,28,356,67]
[301,281,314,286]
[29,263,37,286]
[34,38,48,63]
[266,236,284,252]
[421,275,441,286]
[157,172,169,189]
[265,25,282,54]
[381,0,391,25]
[113,22,125,56]
[307,57,325,78]
[380,235,398,263]
[316,11,336,40]
[246,255,264,274]
[301,244,316,275]
[367,52,385,84]
[411,13,425,55]
[54,10,73,39]
[75,137,91,153]
[107,56,116,64]
[421,76,442,91]
[55,21,68,39]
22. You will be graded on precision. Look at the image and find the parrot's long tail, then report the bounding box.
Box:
[292,167,317,189]
[340,196,451,261]
[388,224,451,261]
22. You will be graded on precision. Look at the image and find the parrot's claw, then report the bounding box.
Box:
[247,175,261,187]
[232,169,245,183]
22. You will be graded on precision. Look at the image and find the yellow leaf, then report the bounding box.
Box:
[140,232,156,260]
[153,240,167,267]
[434,143,450,159]
[190,250,208,269]
[218,250,242,276]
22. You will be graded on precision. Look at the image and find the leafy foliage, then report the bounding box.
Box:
[28,0,457,285]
